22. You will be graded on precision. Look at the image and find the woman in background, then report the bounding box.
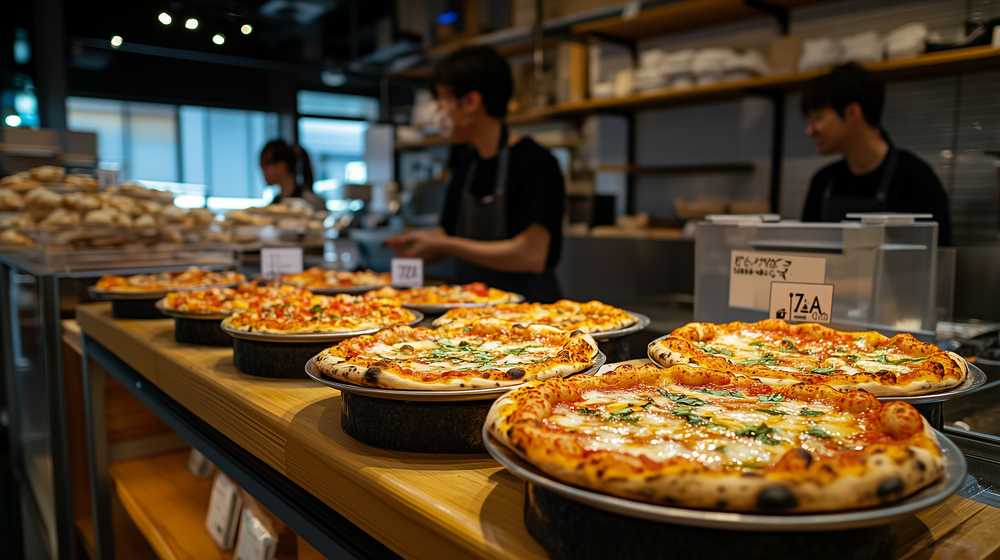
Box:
[259,139,326,211]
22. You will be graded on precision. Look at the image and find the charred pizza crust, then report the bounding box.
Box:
[432,300,636,334]
[486,363,944,513]
[365,282,520,306]
[222,293,416,335]
[280,268,390,290]
[314,320,600,390]
[649,319,967,396]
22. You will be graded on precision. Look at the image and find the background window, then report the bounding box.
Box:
[298,117,369,197]
[297,91,379,120]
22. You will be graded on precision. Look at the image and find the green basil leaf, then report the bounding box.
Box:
[755,407,787,416]
[807,427,832,439]
[758,393,784,403]
[799,409,824,417]
[811,367,837,375]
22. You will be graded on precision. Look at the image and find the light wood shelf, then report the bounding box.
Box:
[110,451,229,560]
[572,0,819,41]
[505,46,1000,125]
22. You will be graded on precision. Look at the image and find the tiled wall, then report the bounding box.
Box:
[615,0,1000,244]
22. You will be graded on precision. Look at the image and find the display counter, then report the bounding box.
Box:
[76,304,1000,559]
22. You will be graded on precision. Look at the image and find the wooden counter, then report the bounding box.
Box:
[76,304,1000,559]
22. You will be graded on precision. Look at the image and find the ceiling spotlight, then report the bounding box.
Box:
[4,115,22,127]
[157,12,172,25]
[212,33,225,45]
[110,35,123,48]
[184,17,199,30]
[240,24,253,35]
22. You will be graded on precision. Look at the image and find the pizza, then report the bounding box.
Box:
[486,363,944,513]
[432,300,636,334]
[222,292,416,335]
[648,319,967,397]
[161,283,308,316]
[365,282,520,307]
[280,268,390,291]
[313,320,599,390]
[94,267,245,294]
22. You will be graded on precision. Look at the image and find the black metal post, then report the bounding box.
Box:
[768,92,786,214]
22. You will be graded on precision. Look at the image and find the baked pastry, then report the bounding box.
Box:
[25,188,63,209]
[30,165,65,183]
[0,189,25,211]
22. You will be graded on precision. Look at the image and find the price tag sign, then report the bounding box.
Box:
[769,282,834,324]
[391,258,424,288]
[205,473,242,550]
[233,508,276,560]
[260,247,303,278]
[729,251,826,311]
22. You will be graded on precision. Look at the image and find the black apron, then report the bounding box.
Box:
[819,146,898,221]
[454,125,562,303]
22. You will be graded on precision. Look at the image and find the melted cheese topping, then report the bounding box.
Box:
[698,330,930,379]
[369,338,558,372]
[545,384,862,472]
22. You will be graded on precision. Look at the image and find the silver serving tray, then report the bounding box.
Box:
[591,312,651,341]
[402,293,526,315]
[154,299,231,321]
[303,351,607,402]
[646,335,987,403]
[483,428,966,532]
[220,310,424,344]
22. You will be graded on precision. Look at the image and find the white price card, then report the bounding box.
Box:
[234,508,276,560]
[729,251,826,311]
[260,247,303,278]
[205,473,242,550]
[391,258,424,288]
[769,282,834,324]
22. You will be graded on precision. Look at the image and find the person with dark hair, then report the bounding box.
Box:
[800,63,951,245]
[386,46,566,301]
[259,139,325,211]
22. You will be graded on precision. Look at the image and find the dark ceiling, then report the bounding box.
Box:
[64,0,402,69]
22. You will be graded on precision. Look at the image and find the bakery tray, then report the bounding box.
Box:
[401,293,526,315]
[220,311,424,344]
[590,312,651,341]
[303,351,607,402]
[483,428,965,532]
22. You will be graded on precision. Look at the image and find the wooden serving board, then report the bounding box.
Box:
[76,304,1000,560]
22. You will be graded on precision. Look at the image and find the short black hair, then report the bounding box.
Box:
[801,62,885,126]
[432,46,513,119]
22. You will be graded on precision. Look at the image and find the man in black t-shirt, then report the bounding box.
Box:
[800,63,951,245]
[387,47,566,301]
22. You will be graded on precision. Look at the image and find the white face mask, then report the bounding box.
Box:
[433,103,454,136]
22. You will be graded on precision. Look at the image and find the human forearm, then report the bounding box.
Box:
[439,230,548,273]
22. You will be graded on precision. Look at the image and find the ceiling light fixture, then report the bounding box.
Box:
[157,12,172,25]
[184,17,199,30]
[240,24,253,35]
[212,33,225,45]
[4,115,22,127]
[110,35,123,48]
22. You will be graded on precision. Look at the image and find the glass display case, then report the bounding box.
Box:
[0,248,235,557]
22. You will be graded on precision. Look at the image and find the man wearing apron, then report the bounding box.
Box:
[799,63,952,245]
[387,46,565,301]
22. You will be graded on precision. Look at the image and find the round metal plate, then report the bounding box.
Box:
[646,336,987,403]
[484,429,966,532]
[590,312,651,341]
[154,299,230,320]
[303,351,607,402]
[402,293,526,315]
[220,310,424,344]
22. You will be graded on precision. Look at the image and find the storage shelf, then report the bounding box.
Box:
[572,0,819,41]
[110,451,229,560]
[595,162,756,174]
[505,46,1000,125]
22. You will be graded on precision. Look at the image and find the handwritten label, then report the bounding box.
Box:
[729,251,826,311]
[391,258,423,288]
[234,508,276,560]
[205,473,242,550]
[769,282,834,324]
[260,247,303,278]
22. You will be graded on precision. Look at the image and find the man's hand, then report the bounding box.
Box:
[386,229,447,260]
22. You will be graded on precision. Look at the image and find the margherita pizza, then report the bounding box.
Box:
[161,283,308,316]
[95,267,245,294]
[649,319,967,397]
[314,320,599,390]
[366,282,520,307]
[280,268,390,291]
[432,300,636,334]
[222,293,417,335]
[487,363,944,513]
